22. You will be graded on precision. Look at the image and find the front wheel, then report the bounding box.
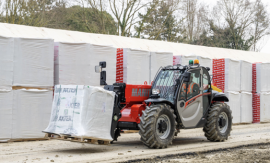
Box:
[203,102,232,142]
[139,104,176,149]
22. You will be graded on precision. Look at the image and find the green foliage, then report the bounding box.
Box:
[46,5,117,34]
[192,21,254,51]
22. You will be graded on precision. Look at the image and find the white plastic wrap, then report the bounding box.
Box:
[80,86,115,140]
[44,85,115,141]
[12,89,53,139]
[240,92,253,123]
[13,38,54,88]
[226,91,241,124]
[44,85,85,135]
[0,90,13,141]
[0,36,14,91]
[260,92,270,122]
[253,63,270,93]
[89,44,116,86]
[225,59,241,92]
[150,51,173,82]
[213,59,240,92]
[240,61,252,92]
[197,56,212,75]
[123,48,150,85]
[173,54,197,66]
[55,42,116,86]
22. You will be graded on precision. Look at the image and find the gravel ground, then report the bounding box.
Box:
[132,144,270,163]
[0,123,270,163]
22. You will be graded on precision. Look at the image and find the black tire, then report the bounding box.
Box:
[138,104,176,149]
[203,102,232,142]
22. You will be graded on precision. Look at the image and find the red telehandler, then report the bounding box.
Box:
[97,59,232,149]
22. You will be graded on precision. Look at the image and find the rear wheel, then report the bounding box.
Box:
[203,102,232,142]
[139,104,176,149]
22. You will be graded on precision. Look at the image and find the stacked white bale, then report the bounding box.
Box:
[240,61,252,92]
[260,92,270,122]
[12,89,53,139]
[0,90,13,142]
[197,56,212,75]
[44,85,115,141]
[89,44,116,86]
[226,91,241,124]
[252,62,270,123]
[173,54,197,66]
[116,48,150,85]
[13,38,54,88]
[54,42,116,86]
[212,59,240,92]
[0,36,14,91]
[240,92,253,123]
[252,63,270,93]
[150,51,173,83]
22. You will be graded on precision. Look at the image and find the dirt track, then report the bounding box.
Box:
[1,123,270,163]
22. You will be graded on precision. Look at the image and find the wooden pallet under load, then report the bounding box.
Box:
[0,137,49,143]
[44,133,110,145]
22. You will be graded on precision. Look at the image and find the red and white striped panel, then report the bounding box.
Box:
[116,48,123,83]
[252,93,260,123]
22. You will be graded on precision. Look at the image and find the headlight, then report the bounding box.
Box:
[152,89,160,95]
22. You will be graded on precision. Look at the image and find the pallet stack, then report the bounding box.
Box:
[116,48,150,85]
[212,58,241,124]
[54,42,117,86]
[252,63,270,123]
[240,61,253,124]
[0,36,54,142]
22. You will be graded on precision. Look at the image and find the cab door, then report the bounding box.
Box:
[177,68,203,128]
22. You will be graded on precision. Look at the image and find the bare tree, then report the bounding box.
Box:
[214,0,255,49]
[108,0,150,36]
[180,0,209,42]
[251,0,270,51]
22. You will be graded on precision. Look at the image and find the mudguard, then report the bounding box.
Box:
[145,98,174,107]
[212,91,229,102]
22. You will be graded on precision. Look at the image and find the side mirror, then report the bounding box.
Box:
[95,66,102,73]
[183,72,191,82]
[100,71,107,85]
[206,67,210,71]
[95,61,107,85]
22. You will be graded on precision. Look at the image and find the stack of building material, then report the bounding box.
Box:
[12,89,53,139]
[213,59,241,124]
[116,48,150,85]
[150,51,173,83]
[0,90,13,142]
[0,36,54,142]
[12,37,54,140]
[54,42,116,86]
[173,54,197,66]
[0,36,14,142]
[240,61,253,123]
[197,56,212,75]
[252,63,270,123]
[44,85,115,141]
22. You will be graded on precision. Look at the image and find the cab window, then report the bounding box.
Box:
[179,69,201,101]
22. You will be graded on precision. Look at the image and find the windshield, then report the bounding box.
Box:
[152,70,183,103]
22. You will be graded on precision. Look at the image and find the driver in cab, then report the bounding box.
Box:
[180,74,200,100]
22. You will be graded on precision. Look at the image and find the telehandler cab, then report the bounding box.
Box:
[96,59,232,149]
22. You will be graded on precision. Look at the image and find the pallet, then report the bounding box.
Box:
[121,130,139,133]
[57,135,110,145]
[12,86,54,91]
[0,138,49,143]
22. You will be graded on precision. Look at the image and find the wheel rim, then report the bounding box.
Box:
[218,112,229,134]
[156,114,171,139]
